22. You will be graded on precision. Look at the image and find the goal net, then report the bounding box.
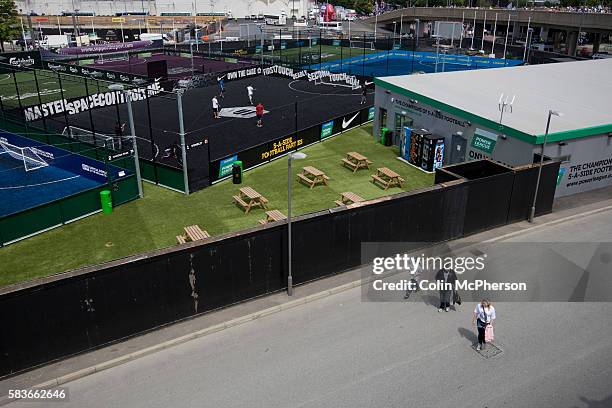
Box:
[62,126,123,151]
[349,40,375,50]
[96,51,130,64]
[0,140,49,171]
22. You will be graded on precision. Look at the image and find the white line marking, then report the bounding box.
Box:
[0,175,81,190]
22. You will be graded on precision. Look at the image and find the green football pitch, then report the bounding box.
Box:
[260,45,379,66]
[0,69,102,110]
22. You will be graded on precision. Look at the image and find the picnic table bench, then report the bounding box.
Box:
[176,225,211,244]
[258,209,287,225]
[233,186,269,213]
[371,167,405,190]
[341,151,373,173]
[334,191,366,206]
[297,166,330,189]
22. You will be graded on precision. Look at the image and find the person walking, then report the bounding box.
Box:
[436,268,457,312]
[472,299,496,351]
[212,95,220,119]
[255,102,264,127]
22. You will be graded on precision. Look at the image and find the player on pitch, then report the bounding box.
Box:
[217,76,225,98]
[256,102,264,127]
[212,95,220,119]
[246,84,255,105]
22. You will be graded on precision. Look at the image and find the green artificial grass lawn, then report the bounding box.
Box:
[0,124,434,287]
[0,70,100,109]
[257,45,378,65]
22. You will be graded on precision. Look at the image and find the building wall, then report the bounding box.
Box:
[373,86,534,169]
[544,133,612,197]
[374,85,612,197]
[17,0,308,18]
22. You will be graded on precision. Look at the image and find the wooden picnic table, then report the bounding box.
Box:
[258,209,287,225]
[233,186,269,213]
[335,191,365,206]
[297,166,330,189]
[176,224,210,244]
[342,151,373,173]
[371,167,405,190]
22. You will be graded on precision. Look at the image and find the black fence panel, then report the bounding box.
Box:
[507,160,560,223]
[0,160,560,377]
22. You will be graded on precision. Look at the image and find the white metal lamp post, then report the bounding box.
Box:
[109,83,143,198]
[287,151,307,296]
[529,110,561,223]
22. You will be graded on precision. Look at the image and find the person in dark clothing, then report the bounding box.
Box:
[360,83,367,105]
[435,268,458,312]
[114,121,126,137]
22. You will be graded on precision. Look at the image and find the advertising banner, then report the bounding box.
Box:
[23,81,162,122]
[57,40,154,55]
[43,60,148,83]
[321,120,334,139]
[0,50,43,69]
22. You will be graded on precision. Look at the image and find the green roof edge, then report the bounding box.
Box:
[374,77,612,145]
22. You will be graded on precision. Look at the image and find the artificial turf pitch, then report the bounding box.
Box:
[0,70,104,110]
[0,124,434,287]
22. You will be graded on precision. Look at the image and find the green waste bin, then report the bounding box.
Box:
[232,160,243,184]
[100,190,113,214]
[380,127,389,145]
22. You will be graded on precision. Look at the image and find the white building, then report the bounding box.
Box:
[17,0,311,18]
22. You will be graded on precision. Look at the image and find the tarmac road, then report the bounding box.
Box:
[8,209,612,408]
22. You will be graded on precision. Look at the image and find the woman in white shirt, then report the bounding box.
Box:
[472,299,496,350]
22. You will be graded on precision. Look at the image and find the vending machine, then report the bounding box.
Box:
[421,135,446,172]
[408,128,430,168]
[400,127,411,161]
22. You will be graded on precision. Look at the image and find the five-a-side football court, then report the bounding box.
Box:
[37,73,375,170]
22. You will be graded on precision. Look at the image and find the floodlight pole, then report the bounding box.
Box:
[523,16,531,62]
[529,110,556,223]
[491,13,497,56]
[124,89,143,198]
[459,11,464,50]
[176,89,190,195]
[503,14,510,60]
[480,11,486,53]
[470,12,476,50]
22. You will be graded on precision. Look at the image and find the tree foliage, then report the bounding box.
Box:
[0,0,19,52]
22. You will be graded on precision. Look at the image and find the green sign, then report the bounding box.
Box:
[218,154,238,178]
[471,130,498,154]
[321,120,334,139]
[368,107,375,121]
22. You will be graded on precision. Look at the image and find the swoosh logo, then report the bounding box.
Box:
[365,81,373,86]
[342,112,359,129]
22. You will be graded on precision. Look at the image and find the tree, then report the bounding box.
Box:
[0,0,19,52]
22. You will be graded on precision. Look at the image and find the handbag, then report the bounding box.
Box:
[453,291,462,305]
[485,325,494,343]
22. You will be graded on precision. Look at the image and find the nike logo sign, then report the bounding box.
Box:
[218,74,226,80]
[342,112,359,129]
[365,81,373,86]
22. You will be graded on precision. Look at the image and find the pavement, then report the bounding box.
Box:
[1,185,611,407]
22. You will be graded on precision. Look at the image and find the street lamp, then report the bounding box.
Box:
[393,21,397,48]
[108,83,143,198]
[525,27,534,64]
[529,110,561,223]
[287,151,307,296]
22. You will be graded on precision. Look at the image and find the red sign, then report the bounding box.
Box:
[32,17,49,22]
